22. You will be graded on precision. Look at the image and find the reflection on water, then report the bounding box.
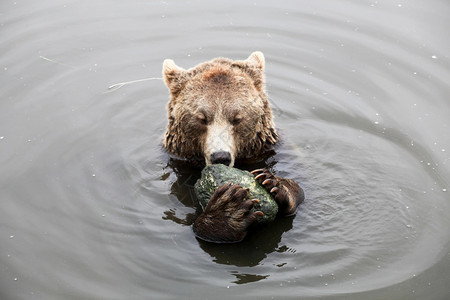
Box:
[1,0,450,299]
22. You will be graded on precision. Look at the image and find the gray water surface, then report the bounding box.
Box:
[1,0,450,299]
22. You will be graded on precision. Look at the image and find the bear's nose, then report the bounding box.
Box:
[210,151,232,166]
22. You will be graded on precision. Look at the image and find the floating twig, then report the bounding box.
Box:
[106,77,163,93]
[39,55,75,68]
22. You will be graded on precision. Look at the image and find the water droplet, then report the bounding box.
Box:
[441,149,446,152]
[92,174,96,177]
[9,235,14,239]
[398,4,402,7]
[101,214,105,217]
[0,136,4,140]
[406,224,412,228]
[431,55,437,59]
[14,278,18,281]
[443,189,447,192]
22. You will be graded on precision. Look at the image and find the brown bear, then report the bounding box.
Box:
[162,51,304,243]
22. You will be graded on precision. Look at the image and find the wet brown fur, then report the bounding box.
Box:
[162,52,278,164]
[162,52,304,243]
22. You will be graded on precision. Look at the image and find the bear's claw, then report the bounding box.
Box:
[270,187,279,194]
[251,168,304,216]
[241,198,260,210]
[262,178,277,190]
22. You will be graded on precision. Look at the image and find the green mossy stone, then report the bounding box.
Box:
[194,164,278,223]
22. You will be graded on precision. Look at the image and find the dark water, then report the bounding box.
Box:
[1,0,450,299]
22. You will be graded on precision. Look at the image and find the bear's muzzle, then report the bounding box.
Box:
[204,122,236,167]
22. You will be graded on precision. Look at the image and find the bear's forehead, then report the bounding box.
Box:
[175,61,264,115]
[191,63,249,85]
[201,65,234,83]
[189,97,263,122]
[183,67,254,99]
[185,87,258,110]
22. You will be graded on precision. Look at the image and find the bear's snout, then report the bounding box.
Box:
[210,151,232,166]
[204,121,236,166]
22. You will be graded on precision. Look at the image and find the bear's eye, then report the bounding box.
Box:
[197,114,208,125]
[231,116,242,126]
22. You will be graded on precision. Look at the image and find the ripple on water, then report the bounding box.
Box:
[1,0,450,299]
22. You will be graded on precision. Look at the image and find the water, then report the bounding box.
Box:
[1,0,450,299]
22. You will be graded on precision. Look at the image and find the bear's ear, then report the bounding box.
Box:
[232,51,266,92]
[246,51,265,70]
[162,59,187,95]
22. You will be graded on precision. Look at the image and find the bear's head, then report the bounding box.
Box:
[162,51,278,167]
